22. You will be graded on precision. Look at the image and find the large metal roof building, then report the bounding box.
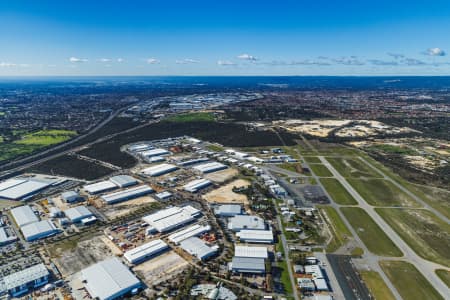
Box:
[2,263,49,297]
[168,224,211,244]
[192,162,227,174]
[81,257,141,300]
[236,229,274,244]
[140,148,170,158]
[124,239,169,264]
[0,179,51,200]
[10,205,39,227]
[64,206,93,223]
[214,204,242,217]
[109,175,138,188]
[179,237,218,260]
[141,163,178,177]
[142,205,201,233]
[101,185,153,204]
[183,178,212,193]
[83,180,117,194]
[234,245,268,259]
[227,215,266,232]
[21,220,58,241]
[230,257,265,274]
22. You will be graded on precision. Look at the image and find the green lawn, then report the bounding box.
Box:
[327,157,381,178]
[376,208,450,267]
[380,261,444,300]
[348,178,420,207]
[319,205,353,252]
[360,270,396,300]
[320,178,358,205]
[435,269,450,288]
[164,112,215,122]
[309,163,333,177]
[304,156,321,163]
[341,207,402,257]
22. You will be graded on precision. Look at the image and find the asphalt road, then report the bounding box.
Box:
[320,156,450,299]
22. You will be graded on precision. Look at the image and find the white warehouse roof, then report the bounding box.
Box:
[234,245,268,259]
[236,229,274,244]
[142,205,200,233]
[21,220,58,241]
[183,178,212,193]
[168,224,211,244]
[101,185,153,204]
[10,205,39,227]
[3,263,49,291]
[81,257,141,300]
[83,180,117,194]
[192,162,227,174]
[179,237,218,260]
[64,206,93,222]
[124,239,169,264]
[141,163,178,177]
[228,215,266,232]
[0,179,50,200]
[109,175,138,188]
[140,148,170,158]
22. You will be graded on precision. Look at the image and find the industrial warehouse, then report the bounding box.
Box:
[141,163,178,177]
[192,161,227,173]
[123,239,169,264]
[142,205,201,233]
[183,178,212,192]
[101,185,153,204]
[168,224,211,244]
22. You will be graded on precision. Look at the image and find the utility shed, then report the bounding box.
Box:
[234,245,268,259]
[21,220,58,241]
[0,227,17,245]
[179,237,218,260]
[83,181,117,194]
[101,185,153,204]
[124,239,169,264]
[236,229,274,244]
[2,263,49,297]
[230,257,265,274]
[214,204,242,217]
[109,175,138,188]
[64,206,93,223]
[81,257,141,300]
[227,215,266,232]
[10,205,39,227]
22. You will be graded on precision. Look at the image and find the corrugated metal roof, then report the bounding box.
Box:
[183,179,211,192]
[228,215,266,231]
[82,257,141,300]
[141,163,178,176]
[0,179,26,192]
[215,204,241,216]
[140,148,170,157]
[124,239,168,264]
[109,175,138,187]
[231,257,265,272]
[192,162,227,173]
[236,229,273,243]
[179,237,218,260]
[168,224,211,244]
[101,185,153,204]
[64,206,93,222]
[142,206,200,232]
[21,220,58,241]
[3,264,49,290]
[83,180,117,194]
[10,205,39,227]
[234,245,268,258]
[0,180,50,200]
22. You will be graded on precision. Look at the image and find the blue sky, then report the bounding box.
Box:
[1,0,450,76]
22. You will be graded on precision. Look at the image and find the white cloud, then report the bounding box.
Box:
[98,58,111,62]
[0,62,16,67]
[146,58,160,64]
[69,57,88,63]
[176,58,199,64]
[237,53,258,61]
[217,60,236,66]
[117,58,124,63]
[423,47,446,56]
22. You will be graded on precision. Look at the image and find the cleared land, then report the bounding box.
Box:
[341,207,402,257]
[99,196,158,220]
[0,200,20,210]
[164,112,215,122]
[320,178,358,205]
[309,163,333,177]
[204,168,238,183]
[203,179,250,204]
[348,178,419,207]
[359,270,395,300]
[319,205,353,252]
[405,184,450,219]
[303,156,321,163]
[435,269,450,288]
[327,157,381,178]
[16,129,77,145]
[376,208,450,267]
[380,260,444,300]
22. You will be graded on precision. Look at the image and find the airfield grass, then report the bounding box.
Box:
[164,112,215,122]
[318,205,353,252]
[303,156,321,163]
[278,163,302,174]
[402,184,450,219]
[308,163,333,177]
[435,269,450,288]
[15,129,77,145]
[320,178,357,205]
[348,178,419,207]
[376,208,450,267]
[359,270,396,300]
[327,157,381,178]
[341,207,402,257]
[380,260,444,300]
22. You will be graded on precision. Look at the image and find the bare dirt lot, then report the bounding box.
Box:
[204,168,238,183]
[203,179,250,204]
[51,235,113,277]
[133,251,189,286]
[99,195,157,220]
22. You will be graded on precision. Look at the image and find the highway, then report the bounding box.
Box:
[319,156,450,299]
